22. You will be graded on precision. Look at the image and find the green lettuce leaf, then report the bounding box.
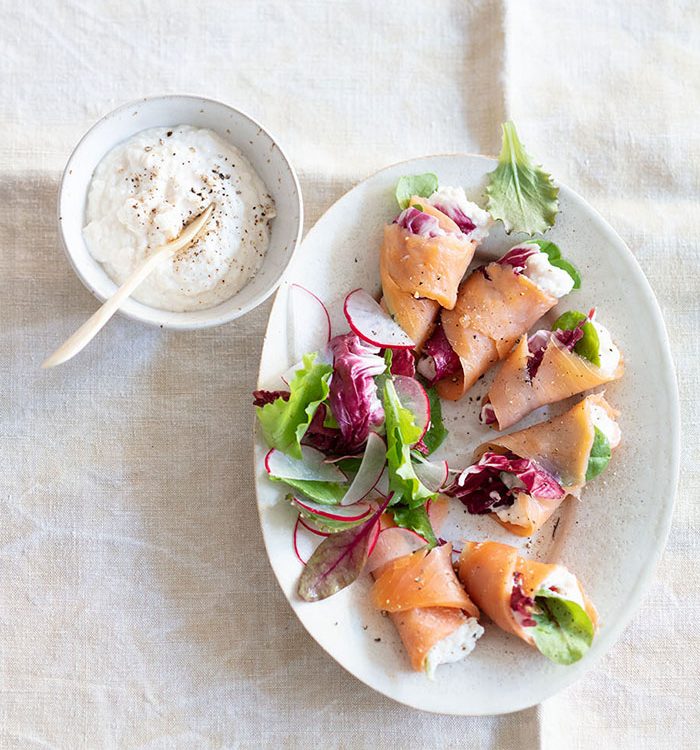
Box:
[274,478,346,505]
[485,121,559,235]
[256,353,332,459]
[552,310,600,366]
[586,426,611,481]
[530,588,595,665]
[382,379,435,508]
[387,504,437,547]
[421,386,448,455]
[395,173,439,210]
[528,239,581,290]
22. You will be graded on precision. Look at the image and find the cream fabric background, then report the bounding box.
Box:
[1,1,698,747]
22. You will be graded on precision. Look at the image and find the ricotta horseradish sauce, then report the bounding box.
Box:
[83,126,275,312]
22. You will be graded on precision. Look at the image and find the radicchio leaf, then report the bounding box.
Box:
[511,572,537,627]
[388,347,416,377]
[445,451,564,515]
[297,498,389,601]
[497,244,540,272]
[395,207,445,238]
[253,389,290,407]
[417,323,461,385]
[432,201,476,234]
[328,333,386,452]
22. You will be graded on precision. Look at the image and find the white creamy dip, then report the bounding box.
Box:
[591,320,621,375]
[83,125,275,312]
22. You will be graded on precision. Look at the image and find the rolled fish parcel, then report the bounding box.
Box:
[421,241,579,400]
[369,537,483,678]
[457,541,597,665]
[446,394,621,537]
[482,308,624,430]
[380,188,491,348]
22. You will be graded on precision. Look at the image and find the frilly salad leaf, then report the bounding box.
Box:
[387,504,437,547]
[586,426,612,482]
[421,386,448,455]
[528,239,581,290]
[256,353,332,459]
[552,311,600,366]
[485,121,559,235]
[297,500,387,602]
[530,588,595,665]
[382,379,435,508]
[395,173,439,210]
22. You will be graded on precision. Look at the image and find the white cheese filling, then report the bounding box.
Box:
[511,565,585,631]
[592,320,621,375]
[589,403,622,448]
[424,617,484,679]
[522,250,575,298]
[427,185,492,243]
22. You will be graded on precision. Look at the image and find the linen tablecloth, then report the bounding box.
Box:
[1,1,698,747]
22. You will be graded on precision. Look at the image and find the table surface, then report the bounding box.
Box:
[1,1,698,748]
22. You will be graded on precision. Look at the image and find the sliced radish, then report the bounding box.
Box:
[413,457,449,492]
[340,432,386,506]
[374,467,390,498]
[265,446,348,483]
[368,518,381,557]
[427,496,449,535]
[292,516,308,565]
[292,497,372,522]
[393,375,430,442]
[288,283,332,364]
[344,288,415,350]
[366,526,429,573]
[298,515,333,537]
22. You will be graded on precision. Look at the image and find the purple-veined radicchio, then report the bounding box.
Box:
[253,389,290,407]
[511,572,537,627]
[394,207,445,238]
[327,332,386,452]
[526,319,586,380]
[431,200,476,234]
[479,401,497,426]
[388,347,416,377]
[445,451,564,515]
[497,244,540,272]
[417,323,461,385]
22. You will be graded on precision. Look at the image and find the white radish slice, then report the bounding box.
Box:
[297,515,333,537]
[292,497,372,522]
[366,526,429,573]
[288,283,332,364]
[265,446,348,483]
[340,432,386,506]
[374,467,390,498]
[344,288,415,350]
[393,375,431,441]
[413,457,449,492]
[280,345,333,386]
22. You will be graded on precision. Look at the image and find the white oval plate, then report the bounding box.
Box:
[254,155,679,715]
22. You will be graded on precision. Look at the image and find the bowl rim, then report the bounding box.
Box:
[57,93,304,330]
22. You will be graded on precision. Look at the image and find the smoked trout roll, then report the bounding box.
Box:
[481,309,624,430]
[418,241,579,399]
[369,534,483,677]
[458,541,597,665]
[381,187,490,348]
[446,394,621,536]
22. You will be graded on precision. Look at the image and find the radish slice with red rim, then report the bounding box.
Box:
[292,516,308,565]
[297,516,334,537]
[374,467,390,498]
[413,457,449,492]
[393,375,430,442]
[265,446,348,483]
[288,283,332,364]
[366,526,429,573]
[292,497,372,522]
[340,432,386,506]
[343,289,415,350]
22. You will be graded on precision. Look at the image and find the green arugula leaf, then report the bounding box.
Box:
[382,379,435,508]
[485,121,559,235]
[586,427,611,482]
[273,477,346,505]
[421,386,448,455]
[388,504,437,547]
[256,353,332,459]
[528,239,581,290]
[530,589,595,665]
[552,310,601,366]
[395,173,439,210]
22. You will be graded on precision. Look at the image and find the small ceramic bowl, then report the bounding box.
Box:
[58,95,303,329]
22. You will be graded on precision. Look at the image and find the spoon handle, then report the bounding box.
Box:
[42,204,213,369]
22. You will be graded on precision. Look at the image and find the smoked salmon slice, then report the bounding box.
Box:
[447,394,621,537]
[437,262,558,399]
[485,331,624,431]
[457,541,597,657]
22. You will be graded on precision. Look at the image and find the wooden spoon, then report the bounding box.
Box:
[42,204,214,369]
